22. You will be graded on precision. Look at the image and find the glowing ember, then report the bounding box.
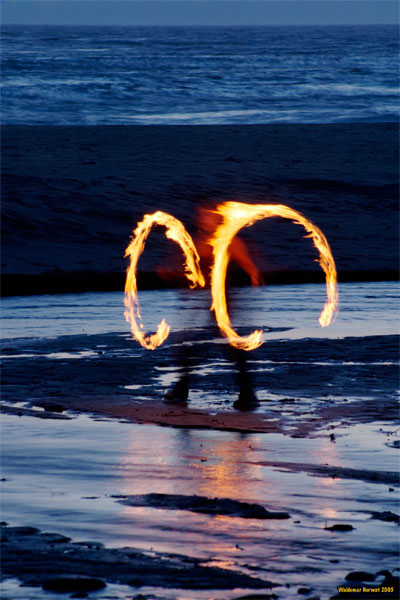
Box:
[124,211,205,349]
[209,201,339,351]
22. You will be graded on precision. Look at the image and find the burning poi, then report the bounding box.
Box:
[124,202,338,351]
[124,211,205,349]
[209,201,339,350]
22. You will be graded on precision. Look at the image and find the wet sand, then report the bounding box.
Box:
[1,401,399,600]
[1,329,398,435]
[1,321,399,598]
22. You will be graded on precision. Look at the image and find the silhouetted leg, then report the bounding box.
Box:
[163,327,192,404]
[224,285,259,410]
[232,348,259,411]
[164,353,190,404]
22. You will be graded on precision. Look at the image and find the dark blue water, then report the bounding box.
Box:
[1,25,398,125]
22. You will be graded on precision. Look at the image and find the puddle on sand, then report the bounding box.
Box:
[1,412,398,599]
[1,281,398,340]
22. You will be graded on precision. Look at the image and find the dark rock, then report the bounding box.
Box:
[234,595,278,599]
[120,493,291,520]
[370,510,399,524]
[42,533,71,544]
[298,588,311,594]
[42,577,106,592]
[41,402,65,413]
[345,571,375,582]
[7,526,39,535]
[324,524,354,532]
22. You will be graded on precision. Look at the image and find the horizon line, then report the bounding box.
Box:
[2,22,397,27]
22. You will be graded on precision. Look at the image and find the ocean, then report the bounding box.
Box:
[1,24,398,125]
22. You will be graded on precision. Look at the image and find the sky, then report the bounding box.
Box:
[1,0,399,26]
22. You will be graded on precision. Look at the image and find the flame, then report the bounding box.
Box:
[209,201,339,351]
[124,211,205,349]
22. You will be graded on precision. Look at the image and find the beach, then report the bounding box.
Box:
[1,280,399,599]
[1,122,399,599]
[2,123,398,294]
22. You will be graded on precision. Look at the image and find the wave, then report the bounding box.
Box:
[1,24,398,125]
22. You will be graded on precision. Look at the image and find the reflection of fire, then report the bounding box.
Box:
[209,201,339,351]
[124,211,205,349]
[190,437,263,500]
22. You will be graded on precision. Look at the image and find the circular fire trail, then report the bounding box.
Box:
[124,211,205,349]
[209,201,339,351]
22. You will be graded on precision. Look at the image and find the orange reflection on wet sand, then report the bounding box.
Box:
[189,436,263,500]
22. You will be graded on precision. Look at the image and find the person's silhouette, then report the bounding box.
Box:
[165,205,263,410]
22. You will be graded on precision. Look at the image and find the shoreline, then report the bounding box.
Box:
[2,268,399,297]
